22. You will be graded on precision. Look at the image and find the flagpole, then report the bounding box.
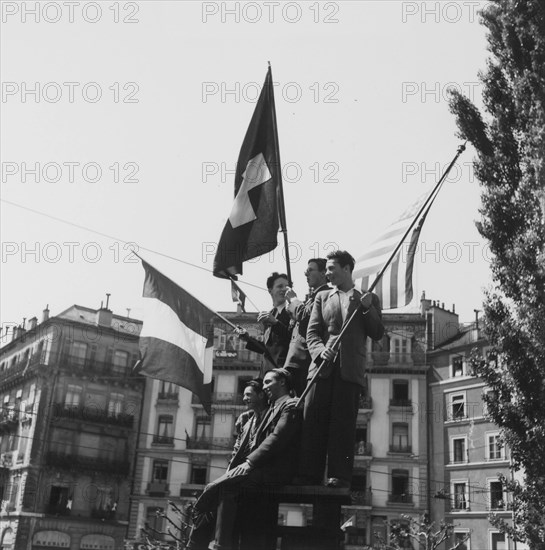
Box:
[296,142,467,408]
[268,61,293,286]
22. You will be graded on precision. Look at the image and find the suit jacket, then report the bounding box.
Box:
[237,396,302,483]
[285,284,331,366]
[245,306,292,368]
[306,288,384,387]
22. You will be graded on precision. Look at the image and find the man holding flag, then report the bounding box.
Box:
[299,250,384,488]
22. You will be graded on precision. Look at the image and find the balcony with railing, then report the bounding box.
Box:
[192,392,245,408]
[0,354,46,383]
[147,482,170,496]
[388,444,412,454]
[389,398,413,408]
[349,488,372,506]
[213,348,263,368]
[52,403,134,427]
[368,351,426,367]
[45,451,130,475]
[157,392,179,405]
[59,355,132,378]
[186,437,235,452]
[354,441,372,458]
[358,395,372,410]
[152,435,174,446]
[388,493,413,505]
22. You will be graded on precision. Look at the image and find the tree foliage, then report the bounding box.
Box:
[376,514,469,550]
[449,0,545,546]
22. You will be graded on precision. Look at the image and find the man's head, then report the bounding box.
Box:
[263,368,292,402]
[325,250,356,289]
[266,272,289,307]
[304,258,327,290]
[242,378,267,412]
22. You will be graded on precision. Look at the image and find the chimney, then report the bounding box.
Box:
[452,304,455,314]
[420,291,432,316]
[28,317,38,330]
[96,307,113,327]
[474,309,480,331]
[42,305,50,322]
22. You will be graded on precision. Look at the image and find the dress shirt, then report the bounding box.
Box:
[331,286,355,321]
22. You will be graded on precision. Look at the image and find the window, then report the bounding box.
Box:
[487,433,503,460]
[391,423,409,452]
[152,460,169,482]
[482,389,497,417]
[452,482,468,510]
[491,533,506,550]
[392,380,409,405]
[159,381,178,398]
[346,529,366,546]
[64,385,82,408]
[452,437,467,463]
[391,469,410,503]
[392,338,408,363]
[451,394,466,420]
[190,464,207,485]
[48,485,69,513]
[108,393,124,416]
[195,415,211,441]
[146,506,165,534]
[489,481,504,510]
[452,356,464,377]
[452,531,470,550]
[70,341,88,366]
[155,415,174,444]
[112,350,129,373]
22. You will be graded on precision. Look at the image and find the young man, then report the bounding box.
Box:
[299,250,384,488]
[284,258,330,396]
[187,369,301,550]
[228,378,268,470]
[238,272,293,369]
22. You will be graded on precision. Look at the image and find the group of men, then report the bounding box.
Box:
[187,250,384,550]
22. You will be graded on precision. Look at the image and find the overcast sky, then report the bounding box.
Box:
[1,1,493,334]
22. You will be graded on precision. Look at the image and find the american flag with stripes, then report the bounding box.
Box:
[353,191,432,310]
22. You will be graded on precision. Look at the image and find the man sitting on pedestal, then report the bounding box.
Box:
[187,368,301,550]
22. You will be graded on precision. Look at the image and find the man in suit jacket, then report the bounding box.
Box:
[229,378,268,470]
[299,250,384,488]
[284,258,330,396]
[238,272,293,370]
[187,369,301,550]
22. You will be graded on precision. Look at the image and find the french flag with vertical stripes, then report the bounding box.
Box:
[136,260,214,414]
[353,191,431,310]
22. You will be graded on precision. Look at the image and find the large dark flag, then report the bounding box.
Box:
[136,260,214,414]
[353,190,433,310]
[213,66,283,278]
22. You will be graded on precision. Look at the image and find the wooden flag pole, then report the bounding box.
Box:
[268,61,293,286]
[296,142,467,408]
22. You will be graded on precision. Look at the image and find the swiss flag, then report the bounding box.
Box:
[213,66,284,278]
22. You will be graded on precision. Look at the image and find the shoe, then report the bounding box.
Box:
[325,477,350,488]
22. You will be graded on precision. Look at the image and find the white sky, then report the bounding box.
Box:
[1,1,493,333]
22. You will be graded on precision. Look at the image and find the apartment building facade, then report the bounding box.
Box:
[426,298,516,550]
[0,304,144,550]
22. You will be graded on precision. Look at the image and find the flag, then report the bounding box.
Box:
[230,279,246,312]
[136,260,214,414]
[341,515,355,531]
[213,66,283,278]
[353,190,434,310]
